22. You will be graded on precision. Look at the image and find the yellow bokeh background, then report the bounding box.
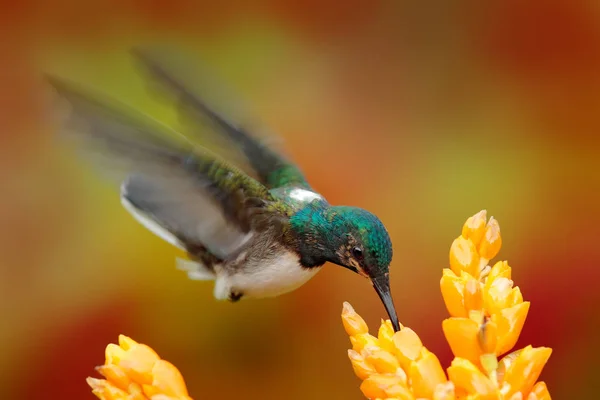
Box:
[1,1,598,399]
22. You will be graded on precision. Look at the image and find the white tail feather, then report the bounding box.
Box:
[176,257,215,281]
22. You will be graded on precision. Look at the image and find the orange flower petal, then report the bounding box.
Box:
[528,382,551,400]
[348,349,377,380]
[496,349,521,385]
[149,395,182,400]
[484,277,517,315]
[118,344,161,385]
[384,383,416,400]
[360,374,411,399]
[485,262,511,289]
[509,286,524,306]
[96,365,131,391]
[433,381,456,400]
[477,319,498,355]
[449,236,480,277]
[462,210,487,248]
[366,348,401,374]
[494,302,530,355]
[479,354,498,377]
[478,217,502,260]
[118,335,139,351]
[151,360,189,397]
[378,319,396,353]
[342,302,369,336]
[464,277,483,311]
[410,348,447,398]
[447,358,498,398]
[440,269,467,318]
[442,318,482,364]
[87,377,130,400]
[350,333,380,352]
[105,344,127,366]
[126,382,145,399]
[392,327,423,370]
[501,346,552,398]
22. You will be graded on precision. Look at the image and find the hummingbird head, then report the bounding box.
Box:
[291,203,400,331]
[327,206,400,331]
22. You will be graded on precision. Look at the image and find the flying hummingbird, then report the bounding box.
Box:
[46,48,400,331]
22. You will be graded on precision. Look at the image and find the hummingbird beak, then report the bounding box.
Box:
[372,273,401,332]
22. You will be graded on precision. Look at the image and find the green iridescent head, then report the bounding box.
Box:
[324,206,393,277]
[291,204,400,331]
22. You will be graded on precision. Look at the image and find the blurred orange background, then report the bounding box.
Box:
[1,1,599,399]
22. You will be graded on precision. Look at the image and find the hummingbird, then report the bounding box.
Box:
[46,48,400,331]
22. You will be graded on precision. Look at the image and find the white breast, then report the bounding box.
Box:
[214,251,321,299]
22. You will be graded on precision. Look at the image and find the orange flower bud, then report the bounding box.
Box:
[87,378,131,400]
[485,261,512,286]
[95,365,131,391]
[118,344,161,385]
[392,327,423,370]
[433,381,456,400]
[384,382,416,400]
[479,217,502,260]
[484,277,520,316]
[360,374,412,399]
[410,348,448,398]
[366,348,401,374]
[464,277,483,312]
[447,358,497,398]
[479,353,498,377]
[493,302,530,356]
[350,333,380,353]
[151,360,189,397]
[496,348,522,385]
[462,210,487,247]
[342,301,369,336]
[440,269,467,318]
[449,237,481,278]
[478,319,498,355]
[378,319,396,353]
[442,318,482,365]
[529,382,551,400]
[348,350,377,380]
[501,346,552,398]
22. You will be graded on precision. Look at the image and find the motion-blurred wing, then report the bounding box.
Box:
[46,75,279,259]
[131,46,313,191]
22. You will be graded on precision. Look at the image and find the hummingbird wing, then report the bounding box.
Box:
[46,76,289,260]
[130,47,313,191]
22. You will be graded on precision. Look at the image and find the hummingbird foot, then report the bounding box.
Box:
[228,291,244,302]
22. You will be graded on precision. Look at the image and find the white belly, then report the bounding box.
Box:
[214,251,321,299]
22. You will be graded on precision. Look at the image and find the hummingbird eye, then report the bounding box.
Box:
[352,247,364,260]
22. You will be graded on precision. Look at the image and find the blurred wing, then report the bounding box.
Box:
[46,75,280,259]
[131,46,313,190]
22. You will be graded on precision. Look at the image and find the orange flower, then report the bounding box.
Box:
[87,335,193,400]
[442,211,528,366]
[342,210,552,400]
[343,303,450,400]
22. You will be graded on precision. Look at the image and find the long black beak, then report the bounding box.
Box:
[372,273,401,332]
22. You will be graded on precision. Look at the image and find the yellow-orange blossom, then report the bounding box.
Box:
[342,210,552,400]
[87,335,192,400]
